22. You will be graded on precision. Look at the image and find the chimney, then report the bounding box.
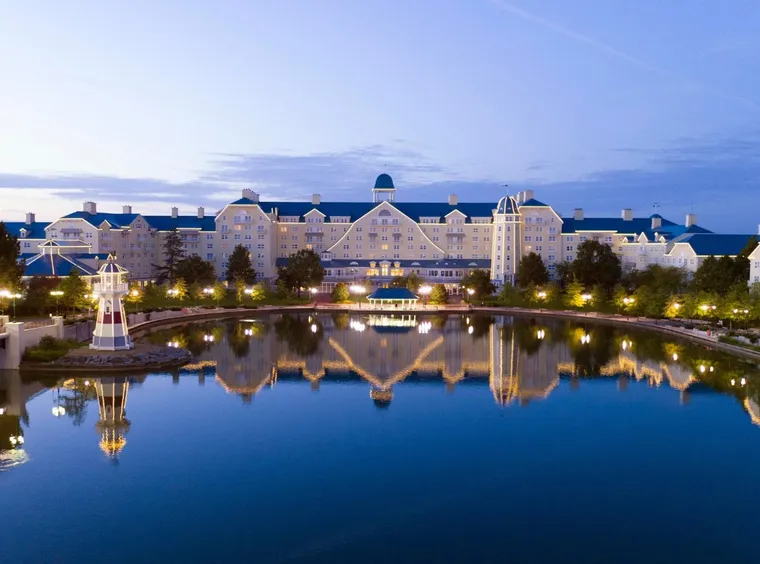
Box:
[448,194,458,206]
[171,207,178,219]
[312,193,321,205]
[241,188,259,203]
[523,189,535,202]
[122,205,132,214]
[25,212,35,225]
[83,201,97,214]
[651,215,662,229]
[621,208,633,221]
[685,213,697,228]
[197,206,205,219]
[573,208,584,221]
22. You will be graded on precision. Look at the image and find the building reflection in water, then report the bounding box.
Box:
[5,314,760,464]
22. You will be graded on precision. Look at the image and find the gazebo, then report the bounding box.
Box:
[366,287,419,309]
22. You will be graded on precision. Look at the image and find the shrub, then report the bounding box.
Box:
[23,337,81,363]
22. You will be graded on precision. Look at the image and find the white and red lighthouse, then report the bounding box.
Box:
[90,255,133,350]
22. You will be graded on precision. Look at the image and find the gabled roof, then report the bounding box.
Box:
[62,211,140,229]
[676,234,759,256]
[561,215,678,234]
[251,201,494,223]
[519,198,549,207]
[23,253,97,277]
[367,287,418,300]
[3,221,49,239]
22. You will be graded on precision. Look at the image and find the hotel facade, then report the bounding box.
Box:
[5,173,759,289]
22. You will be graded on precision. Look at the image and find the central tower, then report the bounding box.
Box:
[490,195,522,286]
[372,173,396,203]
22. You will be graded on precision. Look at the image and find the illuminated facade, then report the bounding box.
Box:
[9,173,757,288]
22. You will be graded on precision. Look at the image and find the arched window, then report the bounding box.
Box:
[378,210,392,217]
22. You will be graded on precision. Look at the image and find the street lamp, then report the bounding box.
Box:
[580,333,591,344]
[536,329,545,340]
[537,291,547,300]
[350,284,366,309]
[50,290,64,315]
[419,284,432,308]
[581,293,592,303]
[0,290,22,319]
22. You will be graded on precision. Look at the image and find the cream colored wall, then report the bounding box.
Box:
[518,206,562,266]
[327,201,444,261]
[46,218,100,252]
[214,204,274,280]
[749,246,760,285]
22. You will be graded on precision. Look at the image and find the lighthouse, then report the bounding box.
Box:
[90,255,133,350]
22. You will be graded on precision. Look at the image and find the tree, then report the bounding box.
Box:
[169,278,188,303]
[459,269,495,299]
[692,255,739,294]
[124,282,144,312]
[58,271,89,315]
[628,264,687,294]
[0,222,24,294]
[390,272,424,292]
[276,249,325,297]
[564,279,585,309]
[554,261,574,288]
[735,236,759,283]
[664,294,686,319]
[331,282,351,303]
[24,277,60,315]
[590,284,606,310]
[175,255,216,286]
[234,279,247,303]
[212,281,226,305]
[154,228,185,284]
[429,284,448,305]
[517,252,549,288]
[226,244,257,285]
[571,240,622,291]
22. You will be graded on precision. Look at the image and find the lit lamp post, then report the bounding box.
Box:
[310,287,318,302]
[350,284,366,309]
[0,289,22,319]
[129,288,140,313]
[50,290,64,315]
[419,284,432,309]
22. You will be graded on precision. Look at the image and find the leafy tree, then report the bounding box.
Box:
[331,281,351,303]
[226,244,257,285]
[24,277,60,315]
[692,255,741,295]
[459,269,495,299]
[153,228,185,284]
[175,255,216,287]
[554,261,574,288]
[390,272,424,292]
[274,315,322,356]
[429,284,448,305]
[499,284,524,306]
[247,282,266,302]
[590,284,606,309]
[58,270,89,315]
[664,294,686,319]
[234,279,247,303]
[143,282,164,301]
[169,278,188,303]
[564,279,585,309]
[628,264,687,294]
[517,252,549,288]
[212,281,226,305]
[0,222,24,304]
[735,236,759,283]
[631,285,666,318]
[276,249,325,297]
[571,240,622,291]
[612,284,629,311]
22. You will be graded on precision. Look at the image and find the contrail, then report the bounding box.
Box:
[488,0,760,111]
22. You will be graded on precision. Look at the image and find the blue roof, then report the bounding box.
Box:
[561,215,678,234]
[142,215,216,231]
[23,254,96,277]
[63,211,140,229]
[519,198,549,207]
[677,234,759,256]
[3,221,48,239]
[250,201,494,223]
[374,173,395,189]
[367,288,418,300]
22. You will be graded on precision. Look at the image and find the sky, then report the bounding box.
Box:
[1,0,759,231]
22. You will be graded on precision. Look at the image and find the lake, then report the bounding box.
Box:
[2,312,760,563]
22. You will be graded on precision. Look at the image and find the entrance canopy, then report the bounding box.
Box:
[366,287,419,306]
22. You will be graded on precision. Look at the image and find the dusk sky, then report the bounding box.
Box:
[1,0,759,231]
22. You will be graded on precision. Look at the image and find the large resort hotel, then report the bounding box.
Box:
[6,173,760,289]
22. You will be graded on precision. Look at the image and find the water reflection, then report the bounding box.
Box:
[144,313,760,415]
[3,313,760,468]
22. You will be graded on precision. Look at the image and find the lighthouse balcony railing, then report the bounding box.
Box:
[94,282,130,293]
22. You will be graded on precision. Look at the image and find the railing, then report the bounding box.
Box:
[24,319,55,330]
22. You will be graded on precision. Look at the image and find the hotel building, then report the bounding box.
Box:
[5,173,758,288]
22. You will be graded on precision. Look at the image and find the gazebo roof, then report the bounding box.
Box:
[366,288,419,301]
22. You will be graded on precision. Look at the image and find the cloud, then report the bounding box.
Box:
[488,0,760,111]
[2,135,759,233]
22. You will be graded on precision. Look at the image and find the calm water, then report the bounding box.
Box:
[3,313,760,563]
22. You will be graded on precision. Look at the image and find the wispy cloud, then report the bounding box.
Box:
[488,0,760,111]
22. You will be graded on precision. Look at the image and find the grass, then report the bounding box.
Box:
[718,335,760,353]
[23,336,83,363]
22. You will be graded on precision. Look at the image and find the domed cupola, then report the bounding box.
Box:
[496,195,519,215]
[373,173,396,202]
